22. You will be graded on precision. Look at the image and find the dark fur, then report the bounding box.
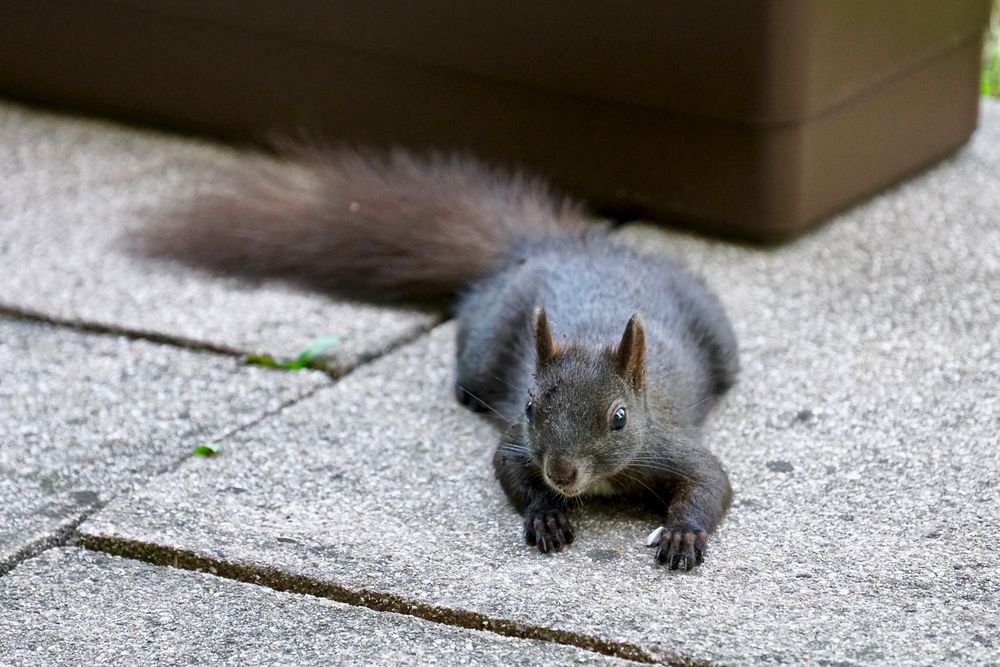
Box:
[138,146,588,300]
[139,145,738,570]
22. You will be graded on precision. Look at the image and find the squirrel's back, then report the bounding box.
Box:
[454,234,738,423]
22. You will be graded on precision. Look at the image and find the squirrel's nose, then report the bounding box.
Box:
[546,459,579,489]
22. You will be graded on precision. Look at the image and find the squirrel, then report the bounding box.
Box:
[138,145,738,570]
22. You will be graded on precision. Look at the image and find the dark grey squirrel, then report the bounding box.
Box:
[138,145,738,570]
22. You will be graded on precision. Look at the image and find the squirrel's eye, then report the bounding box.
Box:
[525,400,534,421]
[611,406,627,430]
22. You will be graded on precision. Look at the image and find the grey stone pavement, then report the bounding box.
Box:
[0,548,627,666]
[0,317,325,574]
[1,97,998,665]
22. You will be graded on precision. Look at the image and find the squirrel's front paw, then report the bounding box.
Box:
[523,507,574,554]
[649,522,708,571]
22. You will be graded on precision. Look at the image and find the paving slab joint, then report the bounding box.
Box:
[0,382,329,578]
[0,508,100,577]
[0,305,244,359]
[77,534,705,666]
[0,304,441,380]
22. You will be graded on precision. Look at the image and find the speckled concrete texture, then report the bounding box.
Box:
[0,548,628,666]
[81,101,1000,665]
[0,102,203,189]
[0,317,325,572]
[0,99,438,373]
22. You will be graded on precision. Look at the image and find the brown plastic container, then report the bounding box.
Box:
[0,1,991,239]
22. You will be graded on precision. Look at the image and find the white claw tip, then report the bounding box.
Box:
[645,526,665,547]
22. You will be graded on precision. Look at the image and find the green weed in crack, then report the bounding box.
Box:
[244,335,346,370]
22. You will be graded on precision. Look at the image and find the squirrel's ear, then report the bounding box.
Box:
[616,313,645,391]
[533,307,558,367]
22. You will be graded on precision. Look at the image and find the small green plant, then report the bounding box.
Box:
[244,335,345,370]
[192,442,221,457]
[985,1,1000,97]
[984,41,1000,97]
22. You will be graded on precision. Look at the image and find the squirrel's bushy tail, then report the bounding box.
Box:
[137,144,590,300]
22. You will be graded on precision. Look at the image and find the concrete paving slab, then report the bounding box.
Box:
[0,99,438,372]
[81,100,1000,665]
[0,548,628,666]
[0,99,225,190]
[0,317,325,572]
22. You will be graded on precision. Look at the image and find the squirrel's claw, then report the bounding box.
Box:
[523,508,574,554]
[652,523,708,570]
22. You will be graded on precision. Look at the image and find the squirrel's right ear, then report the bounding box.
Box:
[533,307,559,367]
[616,313,646,391]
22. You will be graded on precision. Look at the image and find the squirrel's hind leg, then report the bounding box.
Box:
[453,287,534,424]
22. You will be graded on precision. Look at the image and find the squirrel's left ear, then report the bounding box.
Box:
[615,313,645,391]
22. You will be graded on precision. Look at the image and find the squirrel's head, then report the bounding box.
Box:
[524,308,647,498]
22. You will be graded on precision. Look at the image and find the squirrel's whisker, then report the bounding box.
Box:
[492,374,527,394]
[457,385,515,425]
[624,463,697,485]
[681,394,720,414]
[497,442,533,457]
[617,471,670,508]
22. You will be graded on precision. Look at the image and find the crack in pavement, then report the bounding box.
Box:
[75,534,696,666]
[0,303,442,380]
[0,304,245,359]
[0,512,92,578]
